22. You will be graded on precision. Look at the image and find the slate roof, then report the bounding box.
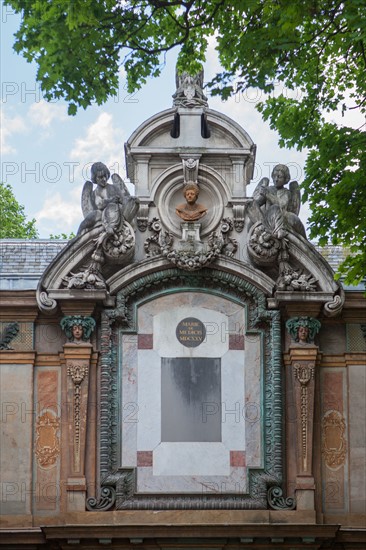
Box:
[0,239,362,290]
[0,239,67,290]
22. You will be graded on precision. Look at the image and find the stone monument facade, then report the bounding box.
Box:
[0,68,365,548]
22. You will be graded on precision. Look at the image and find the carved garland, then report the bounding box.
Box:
[144,217,238,271]
[67,362,89,472]
[294,363,315,467]
[87,268,291,511]
[248,221,317,292]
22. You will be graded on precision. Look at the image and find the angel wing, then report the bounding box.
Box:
[81,180,96,218]
[288,180,301,215]
[111,173,139,223]
[111,173,131,201]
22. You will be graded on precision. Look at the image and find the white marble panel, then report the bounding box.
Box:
[221,350,246,450]
[137,350,161,450]
[243,333,263,467]
[190,293,241,316]
[137,308,153,333]
[121,335,138,466]
[137,467,248,494]
[153,307,228,358]
[153,442,230,476]
[228,308,245,334]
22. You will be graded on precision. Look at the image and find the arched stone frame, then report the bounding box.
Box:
[87,267,292,511]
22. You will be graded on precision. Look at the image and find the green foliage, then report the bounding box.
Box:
[49,232,76,240]
[0,183,39,239]
[6,0,366,283]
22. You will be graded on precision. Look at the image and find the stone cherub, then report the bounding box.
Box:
[77,162,139,236]
[250,164,306,239]
[176,182,207,222]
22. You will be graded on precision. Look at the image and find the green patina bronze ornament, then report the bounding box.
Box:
[60,315,96,343]
[286,316,321,344]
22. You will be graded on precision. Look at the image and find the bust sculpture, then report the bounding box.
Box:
[175,183,207,222]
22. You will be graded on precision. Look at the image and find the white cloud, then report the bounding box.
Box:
[0,108,27,154]
[35,188,82,234]
[34,111,128,236]
[70,112,126,179]
[28,100,68,128]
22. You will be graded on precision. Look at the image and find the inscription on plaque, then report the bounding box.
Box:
[176,317,206,348]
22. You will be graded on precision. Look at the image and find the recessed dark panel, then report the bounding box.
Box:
[161,357,221,442]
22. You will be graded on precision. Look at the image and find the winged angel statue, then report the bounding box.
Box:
[250,163,305,239]
[64,163,139,290]
[78,162,138,237]
[248,164,317,291]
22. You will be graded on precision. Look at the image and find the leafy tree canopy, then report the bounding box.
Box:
[0,183,39,239]
[49,232,76,240]
[6,0,366,284]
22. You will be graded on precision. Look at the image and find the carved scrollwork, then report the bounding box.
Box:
[248,221,281,266]
[102,222,135,263]
[62,261,106,290]
[144,217,237,271]
[67,361,89,471]
[35,411,60,468]
[322,410,347,470]
[323,288,345,317]
[182,157,199,183]
[267,486,296,510]
[86,486,116,511]
[38,290,58,313]
[248,221,318,291]
[62,222,135,290]
[293,362,315,466]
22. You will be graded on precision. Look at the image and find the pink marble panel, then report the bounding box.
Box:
[229,334,245,350]
[34,368,60,512]
[137,451,153,467]
[230,451,246,467]
[321,368,347,513]
[138,334,153,349]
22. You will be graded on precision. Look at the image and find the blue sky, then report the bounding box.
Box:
[1,2,346,238]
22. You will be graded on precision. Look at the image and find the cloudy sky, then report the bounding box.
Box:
[2,4,314,238]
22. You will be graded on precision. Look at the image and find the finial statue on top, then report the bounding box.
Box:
[77,162,139,236]
[176,182,207,222]
[250,164,306,239]
[173,65,208,108]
